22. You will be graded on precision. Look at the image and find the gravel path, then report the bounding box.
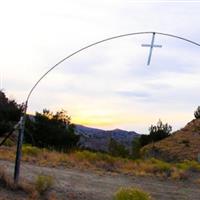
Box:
[0,160,200,200]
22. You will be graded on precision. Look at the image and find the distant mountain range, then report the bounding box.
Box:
[75,125,140,152]
[27,114,140,152]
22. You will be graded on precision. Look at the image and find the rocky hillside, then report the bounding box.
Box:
[142,119,200,162]
[75,125,139,152]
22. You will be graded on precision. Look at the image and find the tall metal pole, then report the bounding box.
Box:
[14,102,27,184]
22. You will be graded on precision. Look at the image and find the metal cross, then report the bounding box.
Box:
[142,32,162,65]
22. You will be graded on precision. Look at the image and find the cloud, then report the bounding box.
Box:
[1,1,200,133]
[115,90,150,99]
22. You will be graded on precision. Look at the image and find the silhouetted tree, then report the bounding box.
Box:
[139,134,150,147]
[108,138,129,158]
[149,119,172,141]
[0,91,23,136]
[194,106,200,119]
[25,109,79,151]
[140,119,172,147]
[131,137,141,159]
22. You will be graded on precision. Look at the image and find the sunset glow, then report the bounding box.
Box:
[1,1,200,134]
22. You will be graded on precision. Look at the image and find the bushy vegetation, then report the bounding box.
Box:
[0,165,56,199]
[0,165,35,195]
[25,109,80,152]
[35,175,54,195]
[131,120,172,160]
[114,187,152,200]
[194,106,200,119]
[3,138,15,147]
[109,138,129,158]
[176,160,200,171]
[0,91,23,136]
[22,145,42,157]
[1,146,199,180]
[131,137,141,159]
[139,119,172,147]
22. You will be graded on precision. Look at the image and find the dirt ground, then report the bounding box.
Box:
[0,160,200,200]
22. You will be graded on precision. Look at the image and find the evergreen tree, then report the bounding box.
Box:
[108,138,129,158]
[194,106,200,119]
[25,109,79,151]
[140,119,172,147]
[0,91,23,136]
[148,119,172,142]
[131,137,141,159]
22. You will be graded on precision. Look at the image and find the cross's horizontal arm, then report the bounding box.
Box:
[141,44,162,48]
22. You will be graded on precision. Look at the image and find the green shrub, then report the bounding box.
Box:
[35,175,53,194]
[194,106,200,119]
[114,187,152,200]
[149,158,172,173]
[22,145,41,157]
[171,169,189,180]
[25,109,79,152]
[109,138,129,158]
[74,150,116,164]
[0,91,23,136]
[140,119,172,147]
[177,160,200,172]
[132,137,141,159]
[3,138,15,147]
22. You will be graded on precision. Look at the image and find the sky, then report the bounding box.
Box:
[1,0,200,134]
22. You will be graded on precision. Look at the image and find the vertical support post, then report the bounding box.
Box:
[147,32,155,65]
[141,32,162,65]
[14,103,27,184]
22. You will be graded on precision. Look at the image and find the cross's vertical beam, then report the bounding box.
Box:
[147,32,156,65]
[141,32,162,65]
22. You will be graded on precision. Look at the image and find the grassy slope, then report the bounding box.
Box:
[0,145,200,181]
[142,119,200,161]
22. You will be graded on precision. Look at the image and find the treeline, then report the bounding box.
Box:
[131,106,200,158]
[0,90,174,156]
[25,109,79,151]
[107,119,172,159]
[0,91,79,151]
[131,120,172,159]
[0,91,23,136]
[1,90,200,158]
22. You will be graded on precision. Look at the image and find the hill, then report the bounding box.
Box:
[142,119,200,162]
[17,115,140,153]
[75,125,139,152]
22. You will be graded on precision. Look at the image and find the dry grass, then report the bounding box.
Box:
[1,145,200,181]
[0,165,36,196]
[0,165,57,200]
[35,175,54,195]
[114,187,152,200]
[195,179,200,186]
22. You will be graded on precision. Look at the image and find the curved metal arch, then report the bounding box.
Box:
[14,31,200,184]
[26,31,200,105]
